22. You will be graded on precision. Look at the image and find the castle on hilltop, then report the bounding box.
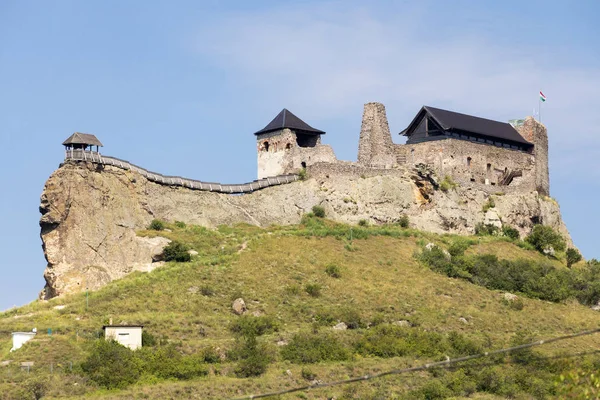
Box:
[61,102,549,196]
[254,103,549,196]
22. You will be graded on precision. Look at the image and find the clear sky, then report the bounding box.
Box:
[1,1,599,310]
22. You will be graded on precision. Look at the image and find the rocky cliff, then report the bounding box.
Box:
[39,161,572,299]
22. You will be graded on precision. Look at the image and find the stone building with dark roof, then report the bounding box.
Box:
[254,103,549,195]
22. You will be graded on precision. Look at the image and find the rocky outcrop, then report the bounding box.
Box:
[39,161,572,299]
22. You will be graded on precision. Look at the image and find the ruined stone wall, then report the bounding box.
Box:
[357,102,396,168]
[516,117,549,196]
[395,139,536,190]
[257,129,337,178]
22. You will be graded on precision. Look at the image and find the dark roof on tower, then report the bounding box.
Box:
[401,106,532,146]
[254,109,325,136]
[62,132,103,147]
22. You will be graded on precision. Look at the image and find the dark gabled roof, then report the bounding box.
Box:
[401,106,532,146]
[62,132,103,147]
[254,109,325,136]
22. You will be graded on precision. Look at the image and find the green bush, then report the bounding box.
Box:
[174,221,186,229]
[502,226,520,240]
[231,336,272,377]
[142,330,157,347]
[229,315,279,337]
[162,241,191,262]
[301,367,317,380]
[358,219,368,227]
[399,214,410,228]
[200,346,221,364]
[475,223,499,236]
[448,239,471,257]
[526,225,566,253]
[298,168,307,181]
[281,332,351,364]
[325,264,342,278]
[440,175,457,192]
[148,219,165,231]
[566,248,583,268]
[81,340,141,389]
[305,283,322,297]
[138,345,207,380]
[312,205,326,218]
[482,197,496,212]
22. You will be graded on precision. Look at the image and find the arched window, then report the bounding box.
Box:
[263,141,270,152]
[285,143,292,150]
[467,157,472,167]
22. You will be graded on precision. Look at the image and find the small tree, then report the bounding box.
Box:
[526,225,566,253]
[163,241,191,262]
[566,248,582,268]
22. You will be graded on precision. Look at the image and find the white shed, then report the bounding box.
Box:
[11,332,36,352]
[103,325,143,350]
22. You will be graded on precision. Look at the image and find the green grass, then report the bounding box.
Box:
[1,220,599,399]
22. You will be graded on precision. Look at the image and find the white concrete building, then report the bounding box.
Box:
[11,332,36,352]
[103,325,143,350]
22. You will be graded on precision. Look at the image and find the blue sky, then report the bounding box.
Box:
[1,1,599,310]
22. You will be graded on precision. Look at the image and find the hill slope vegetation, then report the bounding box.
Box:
[1,218,599,399]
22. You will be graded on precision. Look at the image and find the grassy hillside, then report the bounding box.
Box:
[1,218,598,399]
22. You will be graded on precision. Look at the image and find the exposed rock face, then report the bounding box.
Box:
[39,161,572,299]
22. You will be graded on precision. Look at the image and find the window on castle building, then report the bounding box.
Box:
[467,157,472,167]
[263,141,269,152]
[285,143,292,150]
[487,163,491,172]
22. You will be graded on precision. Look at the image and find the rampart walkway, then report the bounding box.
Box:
[64,149,299,194]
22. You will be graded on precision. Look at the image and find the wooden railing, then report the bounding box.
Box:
[64,149,299,194]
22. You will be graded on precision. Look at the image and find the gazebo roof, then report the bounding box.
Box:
[62,132,103,147]
[254,109,325,136]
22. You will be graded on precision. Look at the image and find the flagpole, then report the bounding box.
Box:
[539,92,541,123]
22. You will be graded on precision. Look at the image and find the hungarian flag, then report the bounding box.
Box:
[539,91,546,102]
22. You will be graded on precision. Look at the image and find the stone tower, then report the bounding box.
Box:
[253,109,335,179]
[357,102,396,168]
[516,117,550,196]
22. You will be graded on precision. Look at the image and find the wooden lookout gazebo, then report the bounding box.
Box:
[62,132,103,158]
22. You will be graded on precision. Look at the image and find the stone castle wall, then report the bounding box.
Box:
[357,102,396,168]
[516,117,550,196]
[394,139,536,190]
[256,129,337,178]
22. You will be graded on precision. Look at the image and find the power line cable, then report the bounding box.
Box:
[231,327,600,400]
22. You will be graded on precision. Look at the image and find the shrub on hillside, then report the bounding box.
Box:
[163,241,191,262]
[325,264,342,278]
[358,219,368,227]
[440,175,457,192]
[230,336,272,377]
[148,219,165,231]
[482,197,496,212]
[305,283,322,297]
[229,315,279,337]
[174,220,186,229]
[502,226,520,240]
[398,214,410,228]
[312,205,326,218]
[475,223,499,236]
[526,225,566,254]
[281,331,351,364]
[138,345,207,380]
[142,330,157,347]
[566,248,583,268]
[81,340,141,389]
